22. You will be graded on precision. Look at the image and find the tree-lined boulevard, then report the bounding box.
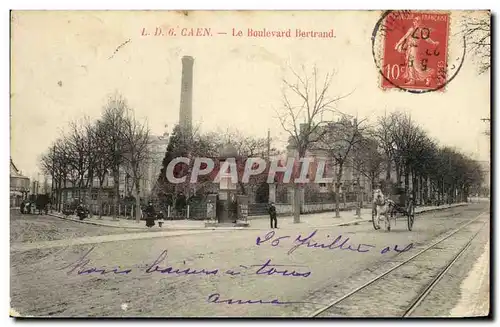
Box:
[38,66,486,224]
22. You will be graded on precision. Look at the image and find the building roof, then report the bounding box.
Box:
[10,159,30,192]
[10,159,28,178]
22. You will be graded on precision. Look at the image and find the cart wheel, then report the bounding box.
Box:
[372,208,380,230]
[407,201,415,231]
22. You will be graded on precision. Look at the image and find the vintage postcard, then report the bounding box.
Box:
[10,10,490,318]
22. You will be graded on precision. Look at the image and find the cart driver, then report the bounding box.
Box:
[395,182,407,211]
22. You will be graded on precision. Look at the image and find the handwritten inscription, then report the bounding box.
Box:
[251,259,311,278]
[60,238,413,307]
[59,247,312,278]
[207,293,314,305]
[58,247,133,275]
[256,230,413,255]
[146,250,219,275]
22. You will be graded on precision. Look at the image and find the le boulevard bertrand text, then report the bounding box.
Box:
[141,26,335,38]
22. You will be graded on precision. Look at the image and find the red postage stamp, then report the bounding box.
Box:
[380,11,450,91]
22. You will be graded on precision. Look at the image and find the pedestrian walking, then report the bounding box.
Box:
[268,202,278,229]
[145,202,156,228]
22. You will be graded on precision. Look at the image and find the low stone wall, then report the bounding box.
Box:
[273,202,361,215]
[176,201,372,220]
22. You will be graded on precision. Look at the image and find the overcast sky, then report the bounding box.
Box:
[11,10,490,179]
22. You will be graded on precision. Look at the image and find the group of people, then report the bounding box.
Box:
[20,195,51,215]
[75,202,89,219]
[20,201,36,214]
[20,200,49,215]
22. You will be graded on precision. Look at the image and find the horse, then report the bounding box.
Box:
[372,188,395,231]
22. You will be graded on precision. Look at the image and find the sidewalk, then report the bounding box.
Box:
[246,202,468,230]
[47,203,468,231]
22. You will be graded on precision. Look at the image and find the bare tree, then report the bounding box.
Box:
[316,116,367,217]
[276,65,352,223]
[375,111,434,203]
[430,147,481,204]
[100,93,128,219]
[408,136,437,205]
[375,111,417,186]
[39,146,58,209]
[374,112,398,182]
[352,136,386,192]
[389,112,428,193]
[371,110,483,206]
[213,127,280,159]
[81,117,98,217]
[56,140,73,210]
[66,119,91,202]
[121,109,152,222]
[88,119,113,218]
[40,137,72,211]
[462,12,491,75]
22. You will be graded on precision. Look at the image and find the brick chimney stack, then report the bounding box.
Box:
[179,56,194,134]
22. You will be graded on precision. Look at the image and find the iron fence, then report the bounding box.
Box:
[248,203,270,216]
[56,199,374,220]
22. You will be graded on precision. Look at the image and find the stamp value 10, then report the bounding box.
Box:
[380,11,450,91]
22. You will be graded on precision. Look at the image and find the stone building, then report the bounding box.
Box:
[284,118,372,204]
[142,132,170,197]
[10,159,30,207]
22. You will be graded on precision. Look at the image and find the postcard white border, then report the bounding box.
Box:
[3,0,496,326]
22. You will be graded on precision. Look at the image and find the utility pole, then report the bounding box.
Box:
[480,118,491,200]
[481,118,490,136]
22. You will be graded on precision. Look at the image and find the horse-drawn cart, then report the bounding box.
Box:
[372,191,415,231]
